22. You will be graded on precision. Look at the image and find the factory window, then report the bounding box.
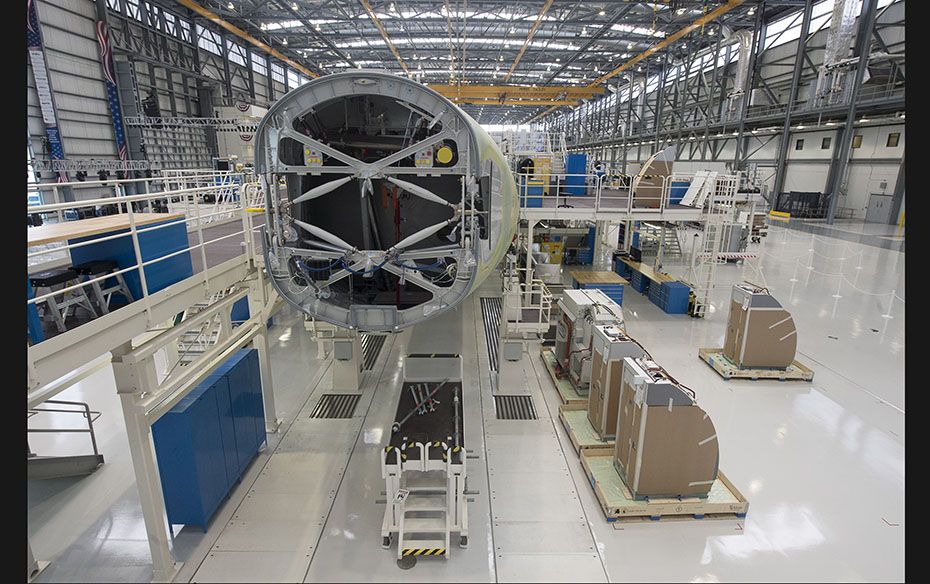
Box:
[178,19,191,43]
[251,52,268,76]
[144,2,160,29]
[271,63,286,85]
[852,134,862,149]
[886,133,900,147]
[795,139,804,151]
[821,137,831,149]
[163,12,176,36]
[196,24,222,56]
[287,69,300,90]
[106,0,120,9]
[227,40,246,67]
[126,0,141,20]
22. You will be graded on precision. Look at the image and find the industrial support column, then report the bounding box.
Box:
[111,344,180,583]
[247,266,282,433]
[889,149,905,225]
[825,0,879,224]
[772,0,814,197]
[525,220,536,285]
[732,7,765,168]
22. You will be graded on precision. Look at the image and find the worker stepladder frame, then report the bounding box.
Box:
[687,173,740,318]
[380,350,469,560]
[380,439,468,559]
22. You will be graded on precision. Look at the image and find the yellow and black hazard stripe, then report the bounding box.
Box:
[402,548,446,557]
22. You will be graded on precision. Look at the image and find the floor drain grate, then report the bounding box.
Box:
[310,394,361,419]
[480,297,502,371]
[360,334,386,371]
[494,395,538,420]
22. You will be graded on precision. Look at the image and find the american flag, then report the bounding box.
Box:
[96,20,128,161]
[28,0,68,182]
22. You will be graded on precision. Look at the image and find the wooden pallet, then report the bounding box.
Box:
[558,403,614,456]
[698,348,814,381]
[579,450,750,523]
[539,348,587,405]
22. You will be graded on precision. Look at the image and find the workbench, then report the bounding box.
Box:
[569,270,628,306]
[613,257,690,314]
[27,212,193,311]
[27,213,187,247]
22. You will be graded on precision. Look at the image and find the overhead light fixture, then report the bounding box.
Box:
[676,8,685,15]
[709,28,716,36]
[282,37,288,45]
[291,2,298,10]
[227,2,234,9]
[599,9,605,16]
[260,22,267,30]
[627,42,634,49]
[748,7,756,15]
[556,57,560,62]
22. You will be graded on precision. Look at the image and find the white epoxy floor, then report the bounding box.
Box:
[27,221,904,582]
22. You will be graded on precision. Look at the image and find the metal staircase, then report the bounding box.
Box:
[381,442,468,560]
[638,222,683,259]
[174,289,233,366]
[395,473,451,558]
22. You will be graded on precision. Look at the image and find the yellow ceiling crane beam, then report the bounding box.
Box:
[448,98,579,107]
[428,84,604,99]
[528,0,745,124]
[503,0,555,83]
[176,0,318,78]
[359,0,410,74]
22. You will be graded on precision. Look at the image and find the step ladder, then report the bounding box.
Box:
[395,476,450,559]
[381,443,468,559]
[175,288,232,366]
[638,222,682,259]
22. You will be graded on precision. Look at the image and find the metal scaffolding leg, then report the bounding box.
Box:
[112,353,181,583]
[252,327,281,433]
[248,272,281,433]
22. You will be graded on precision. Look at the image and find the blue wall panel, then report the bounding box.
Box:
[68,217,193,302]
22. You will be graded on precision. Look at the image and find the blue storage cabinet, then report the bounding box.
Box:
[153,348,265,530]
[27,279,45,344]
[519,179,544,208]
[231,297,250,323]
[630,270,650,294]
[579,283,624,306]
[647,279,663,304]
[574,225,595,265]
[651,281,691,314]
[614,258,633,280]
[564,153,588,195]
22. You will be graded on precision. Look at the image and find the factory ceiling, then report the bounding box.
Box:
[171,0,803,123]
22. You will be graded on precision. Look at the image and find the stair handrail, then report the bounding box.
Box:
[27,400,102,460]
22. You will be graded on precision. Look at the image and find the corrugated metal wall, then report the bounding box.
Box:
[27,0,117,163]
